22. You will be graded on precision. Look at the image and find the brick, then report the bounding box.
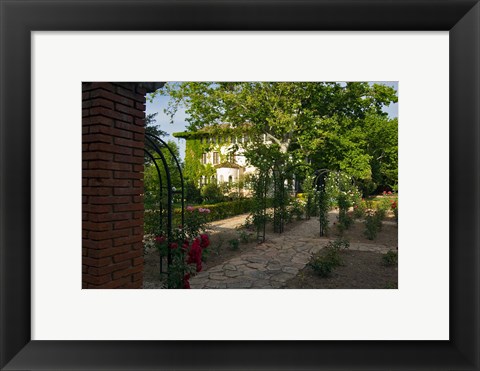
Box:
[113,219,143,230]
[89,212,132,222]
[88,178,132,187]
[116,85,145,103]
[133,211,144,219]
[83,116,114,127]
[82,91,90,100]
[133,257,144,266]
[88,161,132,171]
[82,126,89,135]
[114,203,144,212]
[132,165,144,172]
[89,229,130,241]
[133,226,143,236]
[82,98,114,110]
[115,121,145,134]
[82,221,111,232]
[136,86,147,95]
[133,272,143,281]
[82,187,112,196]
[83,204,113,214]
[135,101,146,111]
[133,196,144,205]
[88,143,132,155]
[113,250,142,263]
[90,89,134,107]
[83,170,113,179]
[113,235,142,247]
[89,107,133,123]
[113,187,142,196]
[113,171,142,180]
[112,264,143,279]
[83,274,111,285]
[83,152,114,161]
[83,82,116,92]
[89,196,131,205]
[132,242,143,250]
[83,133,112,144]
[114,82,136,90]
[133,149,144,157]
[88,246,130,259]
[83,238,113,249]
[115,103,144,119]
[114,137,144,149]
[114,154,144,164]
[82,248,87,256]
[88,261,130,276]
[89,125,133,140]
[135,118,145,126]
[83,256,112,268]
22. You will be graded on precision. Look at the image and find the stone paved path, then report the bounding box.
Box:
[191,212,393,289]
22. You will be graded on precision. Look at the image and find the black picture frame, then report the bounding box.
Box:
[1,1,479,370]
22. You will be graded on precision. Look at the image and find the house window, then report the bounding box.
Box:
[227,153,235,162]
[202,153,207,164]
[228,175,233,185]
[211,175,217,184]
[213,152,219,165]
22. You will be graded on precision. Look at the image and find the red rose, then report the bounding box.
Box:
[200,234,210,249]
[169,242,178,249]
[155,235,166,244]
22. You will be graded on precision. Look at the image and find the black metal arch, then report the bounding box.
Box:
[144,132,185,279]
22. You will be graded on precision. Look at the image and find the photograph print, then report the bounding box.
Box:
[82,81,398,289]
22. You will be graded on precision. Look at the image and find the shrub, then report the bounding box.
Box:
[289,198,306,221]
[353,199,367,219]
[337,193,353,233]
[201,183,225,203]
[185,181,202,204]
[382,250,398,266]
[391,199,398,222]
[308,257,336,277]
[228,238,240,250]
[364,210,383,240]
[238,230,254,243]
[308,238,349,277]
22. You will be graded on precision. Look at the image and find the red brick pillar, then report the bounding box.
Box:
[82,82,158,289]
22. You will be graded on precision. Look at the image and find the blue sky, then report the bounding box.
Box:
[146,82,398,160]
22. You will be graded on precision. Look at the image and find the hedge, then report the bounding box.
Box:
[144,198,271,234]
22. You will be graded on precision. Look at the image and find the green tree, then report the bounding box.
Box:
[151,82,398,192]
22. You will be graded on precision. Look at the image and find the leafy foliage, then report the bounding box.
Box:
[151,82,398,191]
[308,238,350,277]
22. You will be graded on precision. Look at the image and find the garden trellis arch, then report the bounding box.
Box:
[144,132,185,275]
